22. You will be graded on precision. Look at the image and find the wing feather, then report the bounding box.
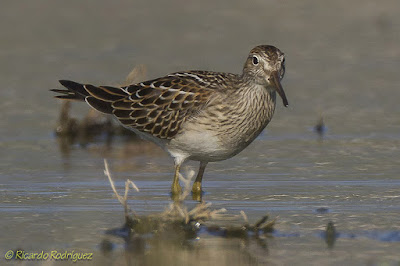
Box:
[55,71,235,139]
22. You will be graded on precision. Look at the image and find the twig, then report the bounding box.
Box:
[104,159,139,218]
[240,210,249,226]
[179,169,195,201]
[254,215,269,229]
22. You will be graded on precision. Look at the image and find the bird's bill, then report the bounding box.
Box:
[271,71,289,107]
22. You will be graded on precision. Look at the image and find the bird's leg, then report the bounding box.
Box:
[171,162,182,196]
[192,161,208,194]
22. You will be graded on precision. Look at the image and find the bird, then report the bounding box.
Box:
[51,45,288,198]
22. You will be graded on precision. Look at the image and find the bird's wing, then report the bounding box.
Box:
[113,72,221,139]
[55,71,234,139]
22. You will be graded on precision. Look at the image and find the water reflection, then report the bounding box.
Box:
[99,164,276,265]
[53,65,149,159]
[324,221,337,249]
[54,101,138,157]
[101,199,275,266]
[313,116,327,140]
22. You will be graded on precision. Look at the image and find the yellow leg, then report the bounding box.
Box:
[171,163,182,196]
[192,161,208,194]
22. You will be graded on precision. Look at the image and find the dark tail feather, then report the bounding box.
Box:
[52,80,128,114]
[50,80,90,101]
[86,97,114,114]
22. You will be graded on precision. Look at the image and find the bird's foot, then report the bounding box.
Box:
[191,182,203,201]
[192,181,202,194]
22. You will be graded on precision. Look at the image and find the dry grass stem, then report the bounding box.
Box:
[104,159,139,218]
[178,169,195,201]
[122,64,147,86]
[240,210,249,225]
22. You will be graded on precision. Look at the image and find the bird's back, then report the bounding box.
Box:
[53,71,240,141]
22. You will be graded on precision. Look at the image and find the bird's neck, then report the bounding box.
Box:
[234,79,277,124]
[220,79,276,146]
[236,78,276,106]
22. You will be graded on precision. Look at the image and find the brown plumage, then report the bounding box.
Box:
[51,45,288,198]
[53,72,232,139]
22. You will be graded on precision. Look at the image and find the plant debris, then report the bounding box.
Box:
[102,159,276,246]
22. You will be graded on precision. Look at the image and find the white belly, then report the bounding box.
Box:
[166,129,233,162]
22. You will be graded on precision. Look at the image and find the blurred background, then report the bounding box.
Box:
[1,0,400,265]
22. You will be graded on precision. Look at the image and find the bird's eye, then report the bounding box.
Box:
[252,56,259,65]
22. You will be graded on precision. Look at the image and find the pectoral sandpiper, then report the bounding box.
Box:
[52,45,288,197]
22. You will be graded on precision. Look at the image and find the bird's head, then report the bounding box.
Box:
[243,45,288,107]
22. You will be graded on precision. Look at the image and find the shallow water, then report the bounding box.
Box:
[1,0,400,265]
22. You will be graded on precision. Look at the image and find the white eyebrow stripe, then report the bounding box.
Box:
[139,82,145,86]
